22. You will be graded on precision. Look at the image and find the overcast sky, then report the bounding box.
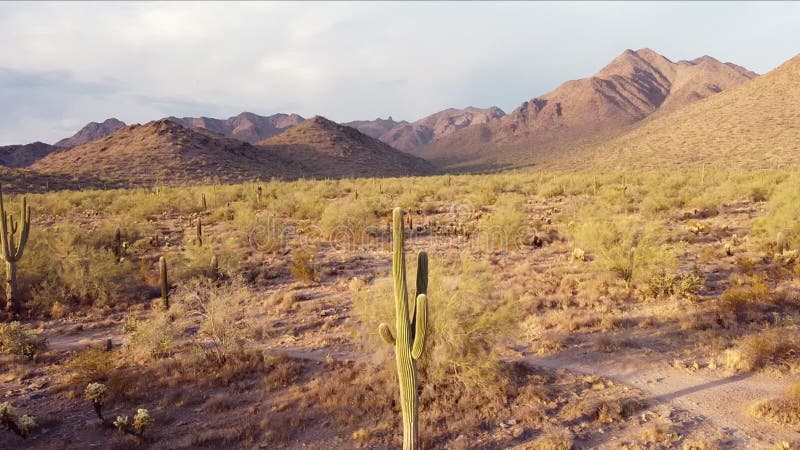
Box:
[1,1,798,145]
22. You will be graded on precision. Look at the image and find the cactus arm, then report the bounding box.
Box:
[392,208,411,336]
[12,203,30,261]
[410,252,428,329]
[379,323,395,345]
[0,185,9,259]
[410,294,427,360]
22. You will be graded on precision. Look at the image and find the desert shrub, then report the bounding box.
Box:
[319,199,376,244]
[718,275,775,314]
[66,348,120,387]
[289,248,318,283]
[173,277,256,366]
[749,383,800,427]
[752,175,800,251]
[571,213,674,287]
[0,322,46,359]
[480,193,531,251]
[647,271,704,298]
[723,328,799,372]
[531,426,574,450]
[18,225,147,313]
[125,313,177,362]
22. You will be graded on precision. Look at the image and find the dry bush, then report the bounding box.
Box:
[319,199,376,243]
[0,322,46,359]
[480,193,532,250]
[682,439,721,450]
[289,248,318,283]
[18,225,148,313]
[530,426,574,450]
[749,383,800,427]
[718,274,775,315]
[723,328,799,372]
[172,277,257,366]
[125,313,177,363]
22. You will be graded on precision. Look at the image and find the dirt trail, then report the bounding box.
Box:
[519,345,799,448]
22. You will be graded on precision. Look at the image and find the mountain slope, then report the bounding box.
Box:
[259,116,436,178]
[0,142,60,168]
[55,118,126,148]
[345,117,405,140]
[32,120,305,186]
[565,54,800,169]
[348,107,505,151]
[416,48,757,170]
[169,112,304,143]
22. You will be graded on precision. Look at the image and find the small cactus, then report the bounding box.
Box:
[378,208,429,450]
[201,193,207,212]
[113,415,129,433]
[159,256,169,310]
[724,242,733,256]
[84,382,107,420]
[196,218,203,246]
[133,408,153,435]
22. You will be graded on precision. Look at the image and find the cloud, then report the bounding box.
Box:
[0,2,798,144]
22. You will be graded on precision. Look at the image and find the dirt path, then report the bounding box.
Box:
[518,345,800,448]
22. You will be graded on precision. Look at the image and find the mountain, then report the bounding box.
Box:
[565,53,800,169]
[55,118,126,148]
[414,48,757,170]
[168,112,304,143]
[347,107,505,151]
[258,116,437,178]
[344,117,405,139]
[32,120,305,186]
[0,142,59,168]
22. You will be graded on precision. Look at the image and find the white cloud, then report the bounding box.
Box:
[0,1,798,144]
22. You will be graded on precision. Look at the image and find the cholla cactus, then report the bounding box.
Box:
[724,242,733,256]
[133,408,153,435]
[84,382,107,420]
[378,208,429,450]
[18,415,36,436]
[0,402,36,438]
[113,415,129,433]
[572,248,586,261]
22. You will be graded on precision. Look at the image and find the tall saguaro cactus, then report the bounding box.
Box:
[0,186,30,313]
[379,207,428,450]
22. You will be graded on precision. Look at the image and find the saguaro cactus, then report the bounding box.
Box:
[0,186,30,313]
[159,256,169,310]
[378,207,428,450]
[196,218,203,246]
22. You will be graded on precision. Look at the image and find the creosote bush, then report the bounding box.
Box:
[0,321,46,359]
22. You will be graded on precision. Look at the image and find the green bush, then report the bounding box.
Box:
[0,322,46,359]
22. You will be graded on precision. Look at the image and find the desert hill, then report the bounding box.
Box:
[169,112,304,143]
[415,48,757,170]
[31,120,305,186]
[55,118,126,148]
[564,53,800,169]
[344,117,405,139]
[348,107,505,152]
[0,142,60,168]
[259,116,437,178]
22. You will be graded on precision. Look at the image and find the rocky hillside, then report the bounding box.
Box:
[259,116,437,178]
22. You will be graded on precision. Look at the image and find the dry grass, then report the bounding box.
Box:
[749,384,800,427]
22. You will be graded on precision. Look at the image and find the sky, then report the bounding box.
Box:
[1,1,799,145]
